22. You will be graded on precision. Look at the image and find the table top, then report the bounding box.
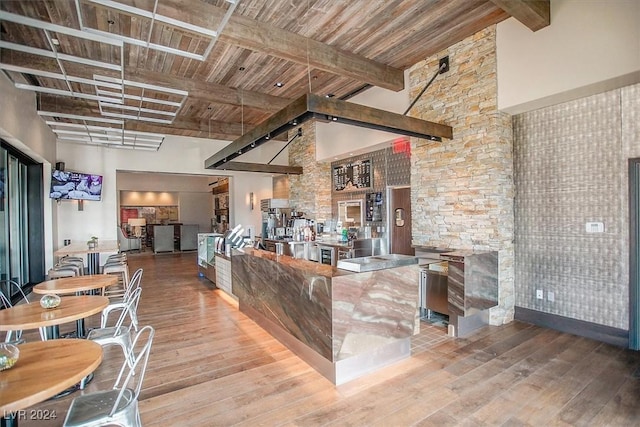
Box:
[0,296,109,331]
[32,275,118,295]
[54,240,119,256]
[0,339,103,412]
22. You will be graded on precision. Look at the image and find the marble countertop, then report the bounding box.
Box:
[236,247,353,278]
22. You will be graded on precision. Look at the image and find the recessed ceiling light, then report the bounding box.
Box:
[326,93,335,98]
[274,82,284,88]
[239,66,245,71]
[107,19,115,25]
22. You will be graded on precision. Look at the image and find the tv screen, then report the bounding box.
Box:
[49,170,103,201]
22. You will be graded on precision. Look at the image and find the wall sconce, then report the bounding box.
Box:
[249,192,254,210]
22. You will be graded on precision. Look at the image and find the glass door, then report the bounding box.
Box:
[0,148,30,299]
[8,155,29,287]
[0,149,8,297]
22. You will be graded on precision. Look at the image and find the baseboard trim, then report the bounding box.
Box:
[515,306,629,348]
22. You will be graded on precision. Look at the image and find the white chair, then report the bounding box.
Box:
[106,253,127,263]
[48,265,81,279]
[58,256,85,275]
[63,326,155,427]
[101,268,143,330]
[102,261,130,299]
[0,279,45,342]
[87,287,142,368]
[117,227,141,252]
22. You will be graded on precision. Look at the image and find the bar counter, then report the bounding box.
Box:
[231,247,420,385]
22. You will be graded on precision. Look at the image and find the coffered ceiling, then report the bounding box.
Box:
[0,0,549,151]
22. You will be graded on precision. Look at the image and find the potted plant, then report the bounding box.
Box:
[87,236,98,249]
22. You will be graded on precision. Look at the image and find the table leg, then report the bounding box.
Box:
[1,413,18,427]
[44,325,60,340]
[87,253,100,275]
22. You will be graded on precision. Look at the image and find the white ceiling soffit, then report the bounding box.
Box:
[75,0,238,61]
[0,10,184,150]
[38,111,165,151]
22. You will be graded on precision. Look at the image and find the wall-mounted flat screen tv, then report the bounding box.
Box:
[49,170,103,201]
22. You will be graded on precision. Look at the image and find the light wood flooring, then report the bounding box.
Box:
[19,252,640,426]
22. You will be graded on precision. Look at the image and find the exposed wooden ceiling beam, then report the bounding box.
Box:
[154,0,405,91]
[213,162,303,175]
[489,0,550,31]
[205,93,453,170]
[37,95,289,141]
[0,50,290,112]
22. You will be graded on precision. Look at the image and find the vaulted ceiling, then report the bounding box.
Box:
[0,0,549,151]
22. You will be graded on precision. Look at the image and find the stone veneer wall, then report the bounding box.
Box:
[409,26,515,325]
[514,83,640,330]
[288,121,332,220]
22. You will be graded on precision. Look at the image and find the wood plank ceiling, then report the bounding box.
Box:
[0,0,549,151]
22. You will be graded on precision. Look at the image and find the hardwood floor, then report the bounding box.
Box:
[19,252,640,426]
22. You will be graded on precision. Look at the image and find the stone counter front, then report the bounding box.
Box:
[231,247,420,384]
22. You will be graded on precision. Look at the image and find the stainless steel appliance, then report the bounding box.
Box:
[419,262,449,317]
[318,245,337,266]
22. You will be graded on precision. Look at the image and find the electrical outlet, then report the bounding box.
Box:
[547,291,555,302]
[536,289,543,300]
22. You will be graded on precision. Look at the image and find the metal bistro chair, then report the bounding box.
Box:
[58,256,86,275]
[102,260,130,299]
[63,326,155,427]
[48,263,82,279]
[101,268,143,329]
[86,286,142,368]
[0,279,45,342]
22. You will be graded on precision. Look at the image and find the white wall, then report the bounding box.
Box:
[0,73,57,269]
[229,173,273,239]
[56,135,274,251]
[315,70,411,161]
[497,0,640,114]
[178,192,213,232]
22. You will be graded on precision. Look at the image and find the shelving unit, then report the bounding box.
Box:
[211,178,230,233]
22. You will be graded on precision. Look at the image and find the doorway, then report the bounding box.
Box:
[389,186,414,255]
[628,159,640,350]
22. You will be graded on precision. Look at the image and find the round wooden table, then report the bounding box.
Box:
[0,296,109,339]
[0,339,103,424]
[32,275,118,295]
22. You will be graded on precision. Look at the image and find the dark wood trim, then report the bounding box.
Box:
[515,306,629,348]
[215,162,303,175]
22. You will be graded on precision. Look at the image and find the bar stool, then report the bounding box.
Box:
[102,261,130,298]
[48,265,81,279]
[58,257,85,275]
[106,253,127,263]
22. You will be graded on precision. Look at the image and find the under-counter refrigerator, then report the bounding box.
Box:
[197,233,224,283]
